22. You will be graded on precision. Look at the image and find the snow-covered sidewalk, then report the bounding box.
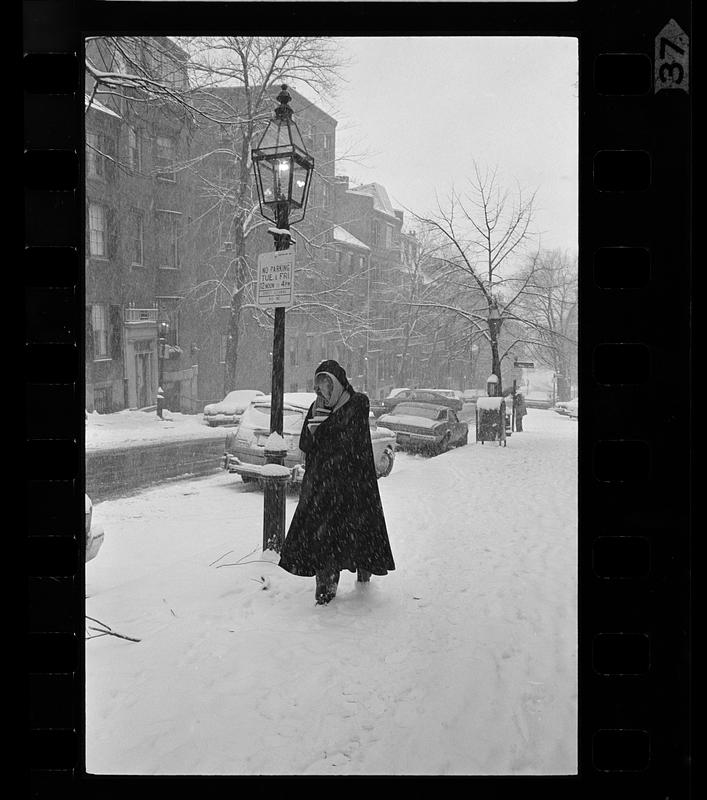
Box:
[85,408,225,452]
[86,410,577,775]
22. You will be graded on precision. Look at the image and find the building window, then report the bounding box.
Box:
[370,260,381,285]
[157,212,180,268]
[322,182,330,209]
[385,224,394,250]
[323,133,334,156]
[155,135,176,181]
[86,132,114,180]
[130,210,144,266]
[88,203,107,257]
[128,128,142,173]
[91,304,109,360]
[371,220,381,247]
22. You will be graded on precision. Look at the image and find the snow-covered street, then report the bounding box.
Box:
[85,409,577,775]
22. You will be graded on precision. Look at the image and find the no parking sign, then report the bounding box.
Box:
[255,250,295,308]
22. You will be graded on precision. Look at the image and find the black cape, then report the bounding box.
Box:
[278,391,395,577]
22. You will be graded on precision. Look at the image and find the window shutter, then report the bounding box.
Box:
[105,136,116,182]
[107,207,118,259]
[109,305,123,359]
[85,306,95,356]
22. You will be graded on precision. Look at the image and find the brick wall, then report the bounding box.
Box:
[85,437,226,501]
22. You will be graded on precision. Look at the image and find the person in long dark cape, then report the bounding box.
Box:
[278,360,395,605]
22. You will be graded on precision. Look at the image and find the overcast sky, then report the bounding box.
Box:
[313,37,578,254]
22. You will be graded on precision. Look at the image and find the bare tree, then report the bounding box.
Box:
[175,37,347,393]
[411,163,543,393]
[508,248,578,400]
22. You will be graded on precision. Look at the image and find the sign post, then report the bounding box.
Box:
[255,247,295,554]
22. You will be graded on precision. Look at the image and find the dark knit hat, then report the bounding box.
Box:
[314,359,351,391]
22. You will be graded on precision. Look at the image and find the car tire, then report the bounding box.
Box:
[456,431,468,447]
[376,448,395,478]
[207,420,217,427]
[435,433,452,455]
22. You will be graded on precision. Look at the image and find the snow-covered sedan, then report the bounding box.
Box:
[203,389,265,427]
[371,388,463,418]
[378,402,469,455]
[553,398,578,419]
[223,393,396,485]
[369,387,409,417]
[85,494,105,563]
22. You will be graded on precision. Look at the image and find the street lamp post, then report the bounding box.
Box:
[251,84,314,553]
[157,321,169,419]
[487,301,502,393]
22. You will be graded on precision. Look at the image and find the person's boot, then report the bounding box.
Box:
[315,570,339,604]
[357,568,371,583]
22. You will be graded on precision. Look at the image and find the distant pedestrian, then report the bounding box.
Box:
[278,360,396,605]
[515,392,527,431]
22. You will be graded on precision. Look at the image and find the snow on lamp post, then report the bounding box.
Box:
[251,84,314,554]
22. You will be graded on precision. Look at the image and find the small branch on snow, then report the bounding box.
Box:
[85,616,141,643]
[210,546,261,568]
[87,626,142,643]
[208,549,235,567]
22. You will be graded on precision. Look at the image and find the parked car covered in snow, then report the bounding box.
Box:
[524,394,554,410]
[85,494,105,562]
[425,388,464,401]
[223,392,396,485]
[203,389,265,426]
[462,388,485,402]
[378,402,469,455]
[369,387,409,417]
[371,388,463,418]
[553,398,578,419]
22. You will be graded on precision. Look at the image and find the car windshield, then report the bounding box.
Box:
[240,405,304,434]
[222,391,261,404]
[393,404,445,420]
